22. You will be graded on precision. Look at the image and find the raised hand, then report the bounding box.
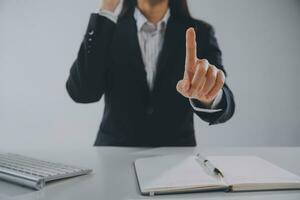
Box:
[176,28,225,107]
[100,0,120,12]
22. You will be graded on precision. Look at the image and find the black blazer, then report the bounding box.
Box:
[66,13,235,147]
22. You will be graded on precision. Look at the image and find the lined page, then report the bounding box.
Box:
[207,156,300,187]
[135,155,225,192]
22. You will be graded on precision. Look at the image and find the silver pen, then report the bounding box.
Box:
[195,154,224,178]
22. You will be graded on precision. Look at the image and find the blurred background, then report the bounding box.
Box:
[1,0,300,150]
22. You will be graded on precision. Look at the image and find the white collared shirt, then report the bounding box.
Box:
[134,8,170,89]
[98,8,222,112]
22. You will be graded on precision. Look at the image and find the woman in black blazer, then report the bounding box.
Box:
[66,0,235,146]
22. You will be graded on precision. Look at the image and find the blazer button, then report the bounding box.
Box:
[88,30,94,35]
[146,107,154,115]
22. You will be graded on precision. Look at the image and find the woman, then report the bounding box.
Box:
[66,0,235,146]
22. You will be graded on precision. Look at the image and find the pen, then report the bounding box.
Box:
[195,154,224,178]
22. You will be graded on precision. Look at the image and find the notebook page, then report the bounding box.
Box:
[207,156,300,186]
[135,155,226,192]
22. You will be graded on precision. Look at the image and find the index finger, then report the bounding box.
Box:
[185,27,197,70]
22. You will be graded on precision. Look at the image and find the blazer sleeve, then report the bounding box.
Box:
[66,14,116,103]
[193,25,235,125]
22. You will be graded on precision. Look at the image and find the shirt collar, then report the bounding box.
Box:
[134,7,170,32]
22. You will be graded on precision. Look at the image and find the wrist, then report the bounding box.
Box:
[194,98,214,108]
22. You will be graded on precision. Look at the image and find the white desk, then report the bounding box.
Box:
[0,146,300,200]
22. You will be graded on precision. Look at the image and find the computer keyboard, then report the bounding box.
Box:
[0,153,92,190]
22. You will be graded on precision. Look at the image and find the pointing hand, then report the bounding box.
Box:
[176,28,225,107]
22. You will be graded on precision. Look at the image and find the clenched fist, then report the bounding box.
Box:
[176,28,225,107]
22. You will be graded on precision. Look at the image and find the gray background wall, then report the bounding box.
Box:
[1,0,300,150]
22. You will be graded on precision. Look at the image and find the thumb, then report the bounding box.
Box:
[176,72,191,97]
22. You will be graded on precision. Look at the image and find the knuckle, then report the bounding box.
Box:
[210,65,218,72]
[218,79,225,86]
[217,76,225,86]
[218,69,225,77]
[207,69,217,80]
[197,64,207,74]
[196,60,202,65]
[201,59,209,64]
[218,70,226,83]
[212,72,217,80]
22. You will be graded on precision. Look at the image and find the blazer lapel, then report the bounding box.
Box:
[153,17,186,93]
[118,16,150,91]
[116,15,186,97]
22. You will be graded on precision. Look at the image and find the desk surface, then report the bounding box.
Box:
[0,146,300,200]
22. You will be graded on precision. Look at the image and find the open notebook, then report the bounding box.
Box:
[134,155,300,196]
